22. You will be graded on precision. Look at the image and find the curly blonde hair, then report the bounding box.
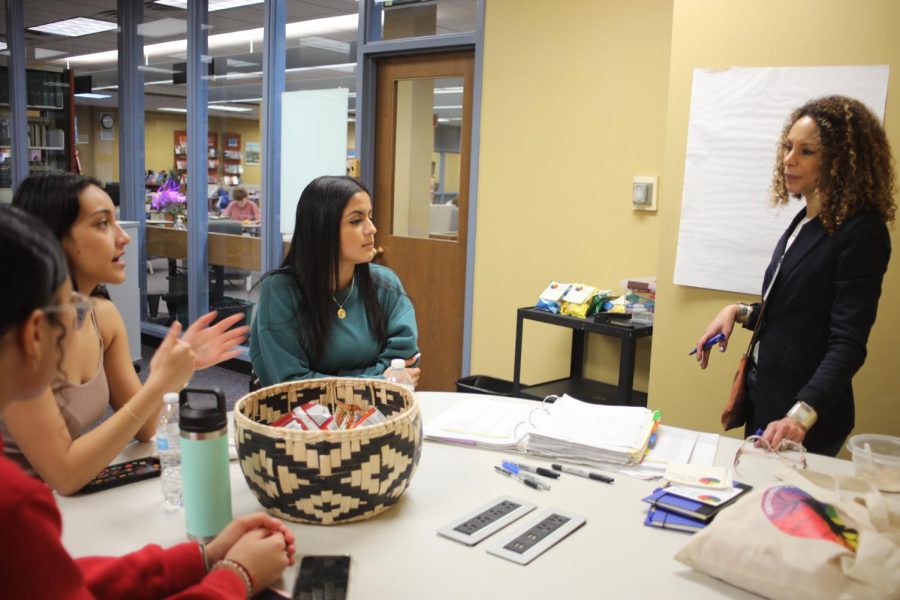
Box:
[770,95,896,234]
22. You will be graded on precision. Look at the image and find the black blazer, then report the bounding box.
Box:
[745,207,891,450]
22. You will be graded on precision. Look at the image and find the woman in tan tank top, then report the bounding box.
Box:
[1,174,249,494]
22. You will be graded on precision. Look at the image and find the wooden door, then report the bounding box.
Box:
[373,51,474,391]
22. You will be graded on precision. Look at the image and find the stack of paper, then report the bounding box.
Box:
[423,399,532,450]
[524,395,655,465]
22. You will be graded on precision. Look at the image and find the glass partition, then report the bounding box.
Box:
[376,0,476,41]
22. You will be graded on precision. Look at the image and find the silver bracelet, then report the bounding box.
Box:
[786,401,818,430]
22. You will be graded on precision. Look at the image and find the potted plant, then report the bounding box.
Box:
[150,178,187,222]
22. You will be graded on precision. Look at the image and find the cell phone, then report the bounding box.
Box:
[78,457,161,494]
[292,555,351,600]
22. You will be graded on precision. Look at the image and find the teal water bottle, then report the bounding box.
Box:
[180,388,232,542]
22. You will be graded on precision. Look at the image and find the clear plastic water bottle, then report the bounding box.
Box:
[386,358,415,393]
[173,214,186,230]
[157,392,183,510]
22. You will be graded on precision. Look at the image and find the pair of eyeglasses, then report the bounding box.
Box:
[42,291,97,330]
[734,435,808,474]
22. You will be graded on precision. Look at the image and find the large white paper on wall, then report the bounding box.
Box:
[280,88,349,235]
[674,66,889,294]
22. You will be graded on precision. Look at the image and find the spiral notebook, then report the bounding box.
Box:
[423,394,655,465]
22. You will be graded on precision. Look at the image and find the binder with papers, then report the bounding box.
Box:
[423,394,656,465]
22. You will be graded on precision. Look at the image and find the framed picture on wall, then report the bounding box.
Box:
[245,142,260,164]
[226,135,239,149]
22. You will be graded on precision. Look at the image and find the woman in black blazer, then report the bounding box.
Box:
[695,96,895,456]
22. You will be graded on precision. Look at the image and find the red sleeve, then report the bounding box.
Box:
[0,461,91,599]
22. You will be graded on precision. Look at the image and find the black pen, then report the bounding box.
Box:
[504,460,560,479]
[551,463,614,484]
[494,466,542,490]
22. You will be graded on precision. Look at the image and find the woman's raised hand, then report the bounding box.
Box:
[182,311,250,370]
[148,321,196,390]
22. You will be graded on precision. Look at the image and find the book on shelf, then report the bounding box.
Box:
[423,394,656,465]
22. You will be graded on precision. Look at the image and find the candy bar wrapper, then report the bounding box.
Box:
[349,407,387,429]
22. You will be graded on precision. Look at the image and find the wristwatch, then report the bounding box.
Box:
[786,401,818,430]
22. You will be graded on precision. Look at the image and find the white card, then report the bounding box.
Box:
[665,483,744,506]
[663,463,732,489]
[561,283,596,304]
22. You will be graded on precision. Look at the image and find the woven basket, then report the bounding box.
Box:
[233,378,422,525]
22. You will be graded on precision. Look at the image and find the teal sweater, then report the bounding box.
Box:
[250,264,419,386]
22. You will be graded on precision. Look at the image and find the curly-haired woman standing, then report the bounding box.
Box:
[694,95,895,456]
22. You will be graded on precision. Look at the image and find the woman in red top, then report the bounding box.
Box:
[0,204,295,598]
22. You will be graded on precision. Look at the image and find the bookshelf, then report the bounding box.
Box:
[0,67,73,190]
[222,132,242,186]
[173,130,218,184]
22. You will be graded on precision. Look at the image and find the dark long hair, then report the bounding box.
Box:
[12,173,109,297]
[0,205,69,338]
[268,176,387,360]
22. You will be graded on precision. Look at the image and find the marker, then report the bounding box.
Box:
[503,460,560,479]
[499,463,551,490]
[551,463,614,484]
[494,466,543,491]
[688,332,726,355]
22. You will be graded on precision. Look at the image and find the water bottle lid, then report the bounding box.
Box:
[163,392,179,404]
[178,388,227,432]
[391,358,405,369]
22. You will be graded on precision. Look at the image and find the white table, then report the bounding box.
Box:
[56,392,856,599]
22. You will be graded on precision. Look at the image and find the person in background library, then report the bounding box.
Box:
[0,173,249,495]
[695,95,895,456]
[0,204,294,598]
[221,186,261,223]
[250,175,420,387]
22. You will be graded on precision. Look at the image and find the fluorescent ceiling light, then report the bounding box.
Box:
[226,58,258,68]
[0,42,6,52]
[300,37,351,54]
[159,107,187,113]
[208,105,252,113]
[74,92,112,99]
[138,18,187,38]
[29,17,117,37]
[56,14,357,66]
[138,65,178,74]
[435,105,462,109]
[435,87,464,94]
[285,62,356,74]
[155,0,264,11]
[35,48,67,59]
[209,97,262,104]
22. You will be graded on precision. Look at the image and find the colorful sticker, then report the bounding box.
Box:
[761,485,859,552]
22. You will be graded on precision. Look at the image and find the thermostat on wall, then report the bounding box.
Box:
[632,176,658,211]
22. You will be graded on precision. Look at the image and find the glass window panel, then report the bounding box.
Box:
[392,76,462,241]
[376,0,476,41]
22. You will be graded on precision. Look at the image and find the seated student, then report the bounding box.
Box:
[221,187,261,223]
[0,204,294,598]
[1,173,249,495]
[251,176,420,387]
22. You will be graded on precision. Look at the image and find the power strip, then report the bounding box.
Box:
[486,509,586,565]
[437,496,537,546]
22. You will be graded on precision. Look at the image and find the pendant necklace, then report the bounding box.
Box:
[332,277,355,319]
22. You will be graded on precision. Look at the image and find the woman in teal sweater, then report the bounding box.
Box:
[251,176,420,387]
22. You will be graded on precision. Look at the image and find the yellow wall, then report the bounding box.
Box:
[649,0,900,447]
[472,0,673,390]
[143,113,262,186]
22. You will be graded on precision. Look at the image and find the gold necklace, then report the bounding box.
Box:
[331,277,355,319]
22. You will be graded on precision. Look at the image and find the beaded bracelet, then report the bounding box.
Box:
[212,559,254,598]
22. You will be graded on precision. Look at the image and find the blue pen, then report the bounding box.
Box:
[688,332,726,355]
[500,462,551,490]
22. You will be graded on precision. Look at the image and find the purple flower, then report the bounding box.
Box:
[151,178,187,213]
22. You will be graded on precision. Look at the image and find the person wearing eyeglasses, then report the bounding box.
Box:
[695,96,895,457]
[0,174,249,495]
[0,204,294,598]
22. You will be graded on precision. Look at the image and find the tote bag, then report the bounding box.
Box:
[675,467,900,599]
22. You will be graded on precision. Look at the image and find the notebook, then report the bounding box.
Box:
[424,394,655,465]
[643,505,707,533]
[641,482,753,522]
